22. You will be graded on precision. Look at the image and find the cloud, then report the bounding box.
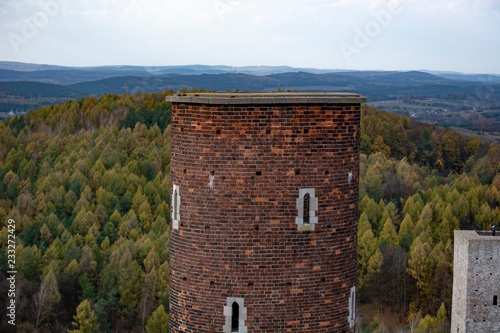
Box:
[0,0,498,73]
[406,0,500,13]
[82,8,113,19]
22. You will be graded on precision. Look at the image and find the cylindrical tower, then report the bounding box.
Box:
[167,92,365,333]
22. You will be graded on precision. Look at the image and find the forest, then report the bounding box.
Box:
[0,91,499,332]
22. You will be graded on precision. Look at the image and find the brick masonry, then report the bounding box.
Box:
[451,231,500,333]
[167,93,365,333]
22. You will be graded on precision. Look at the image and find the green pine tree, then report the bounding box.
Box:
[146,304,169,333]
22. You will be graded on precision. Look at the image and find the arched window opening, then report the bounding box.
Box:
[224,297,247,333]
[303,193,310,224]
[348,286,356,328]
[173,189,178,219]
[351,291,355,312]
[295,189,317,231]
[172,185,181,230]
[231,302,239,332]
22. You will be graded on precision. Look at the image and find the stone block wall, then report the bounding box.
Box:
[451,231,500,333]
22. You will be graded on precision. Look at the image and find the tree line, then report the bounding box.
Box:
[0,95,498,332]
[0,92,172,332]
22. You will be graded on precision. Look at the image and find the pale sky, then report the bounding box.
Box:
[1,0,500,74]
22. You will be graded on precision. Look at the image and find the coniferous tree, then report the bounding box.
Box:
[69,299,99,333]
[146,305,169,333]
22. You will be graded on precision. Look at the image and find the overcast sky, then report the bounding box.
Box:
[1,0,499,74]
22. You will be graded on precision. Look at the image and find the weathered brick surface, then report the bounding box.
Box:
[169,100,360,333]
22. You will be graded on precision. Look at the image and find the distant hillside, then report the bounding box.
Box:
[0,62,337,84]
[67,71,500,101]
[1,61,499,85]
[1,66,500,113]
[0,81,82,114]
[0,81,81,99]
[68,73,282,96]
[0,68,153,85]
[421,70,500,83]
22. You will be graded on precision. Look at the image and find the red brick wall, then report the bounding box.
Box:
[169,103,360,333]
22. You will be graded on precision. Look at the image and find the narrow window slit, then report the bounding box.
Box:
[173,190,178,220]
[303,193,310,224]
[494,295,498,306]
[231,302,239,332]
[295,189,317,231]
[224,298,247,332]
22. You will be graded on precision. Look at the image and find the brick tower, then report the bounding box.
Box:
[167,92,365,333]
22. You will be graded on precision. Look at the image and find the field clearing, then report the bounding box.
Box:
[448,126,500,143]
[371,98,500,143]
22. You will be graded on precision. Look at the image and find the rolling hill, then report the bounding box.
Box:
[1,62,499,117]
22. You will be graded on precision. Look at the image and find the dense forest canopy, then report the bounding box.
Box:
[0,91,498,332]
